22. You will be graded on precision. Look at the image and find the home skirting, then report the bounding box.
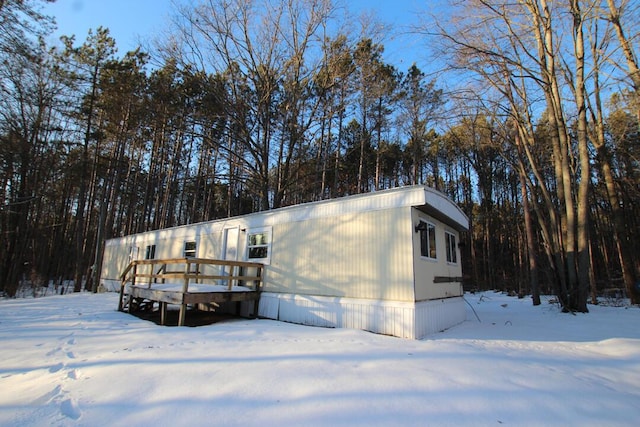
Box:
[258,292,465,339]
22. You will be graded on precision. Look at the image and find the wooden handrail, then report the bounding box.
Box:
[118,258,264,313]
[122,257,264,269]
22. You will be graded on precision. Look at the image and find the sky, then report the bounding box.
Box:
[1,290,638,426]
[41,0,178,50]
[40,0,436,72]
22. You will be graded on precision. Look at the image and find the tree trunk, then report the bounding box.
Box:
[519,162,540,305]
[604,0,640,303]
[73,61,100,293]
[571,0,590,312]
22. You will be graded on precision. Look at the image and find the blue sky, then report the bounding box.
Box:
[41,0,437,72]
[42,0,175,50]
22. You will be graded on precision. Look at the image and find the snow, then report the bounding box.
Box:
[0,291,638,427]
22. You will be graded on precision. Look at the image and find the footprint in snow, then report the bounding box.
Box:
[31,385,62,405]
[60,398,81,420]
[46,347,61,357]
[67,369,79,380]
[49,362,65,373]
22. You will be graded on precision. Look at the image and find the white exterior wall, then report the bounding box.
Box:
[265,206,414,301]
[411,208,464,301]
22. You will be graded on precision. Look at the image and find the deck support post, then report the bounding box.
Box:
[252,266,263,317]
[160,302,167,325]
[178,304,186,326]
[118,286,125,311]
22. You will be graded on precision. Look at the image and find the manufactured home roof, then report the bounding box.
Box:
[108,185,468,244]
[244,185,469,231]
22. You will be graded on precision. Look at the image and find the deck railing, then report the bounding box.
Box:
[118,258,264,323]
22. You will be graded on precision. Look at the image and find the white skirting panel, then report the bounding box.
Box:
[258,293,465,339]
[101,279,120,292]
[414,297,466,339]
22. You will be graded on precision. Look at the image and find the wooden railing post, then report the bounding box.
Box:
[252,265,263,317]
[255,266,263,290]
[126,263,138,313]
[228,264,235,290]
[147,262,153,287]
[160,263,167,284]
[118,280,126,312]
[131,263,137,288]
[118,261,135,312]
[178,259,190,326]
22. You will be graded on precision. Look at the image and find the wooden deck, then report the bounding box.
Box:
[118,258,264,326]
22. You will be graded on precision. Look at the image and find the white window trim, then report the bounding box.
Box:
[245,226,272,265]
[183,240,197,258]
[418,220,437,261]
[445,230,458,264]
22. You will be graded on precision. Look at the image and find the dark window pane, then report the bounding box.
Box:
[145,245,156,259]
[248,246,268,259]
[428,224,436,259]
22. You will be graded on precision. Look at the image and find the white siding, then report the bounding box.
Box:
[412,208,464,301]
[259,293,466,339]
[265,206,415,301]
[414,297,466,339]
[258,293,280,319]
[102,185,468,288]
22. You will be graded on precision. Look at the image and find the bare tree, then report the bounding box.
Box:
[397,64,443,186]
[59,28,117,292]
[0,39,63,296]
[599,0,640,303]
[313,34,355,199]
[167,0,336,210]
[0,0,54,58]
[422,0,622,311]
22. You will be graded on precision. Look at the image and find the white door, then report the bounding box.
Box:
[221,227,240,284]
[222,227,239,261]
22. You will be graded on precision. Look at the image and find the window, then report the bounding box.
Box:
[247,228,271,262]
[419,221,437,259]
[184,241,196,258]
[145,244,156,260]
[445,231,457,264]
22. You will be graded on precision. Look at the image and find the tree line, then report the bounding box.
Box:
[1,0,638,309]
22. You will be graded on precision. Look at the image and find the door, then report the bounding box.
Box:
[221,227,240,285]
[222,227,239,261]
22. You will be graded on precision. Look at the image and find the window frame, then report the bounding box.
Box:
[145,244,156,260]
[445,231,457,264]
[418,220,437,260]
[245,227,272,264]
[183,240,197,258]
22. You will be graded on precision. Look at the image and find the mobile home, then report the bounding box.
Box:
[101,185,469,339]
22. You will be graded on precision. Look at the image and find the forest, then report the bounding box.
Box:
[1,0,638,311]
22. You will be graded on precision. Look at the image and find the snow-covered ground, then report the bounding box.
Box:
[0,291,638,427]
